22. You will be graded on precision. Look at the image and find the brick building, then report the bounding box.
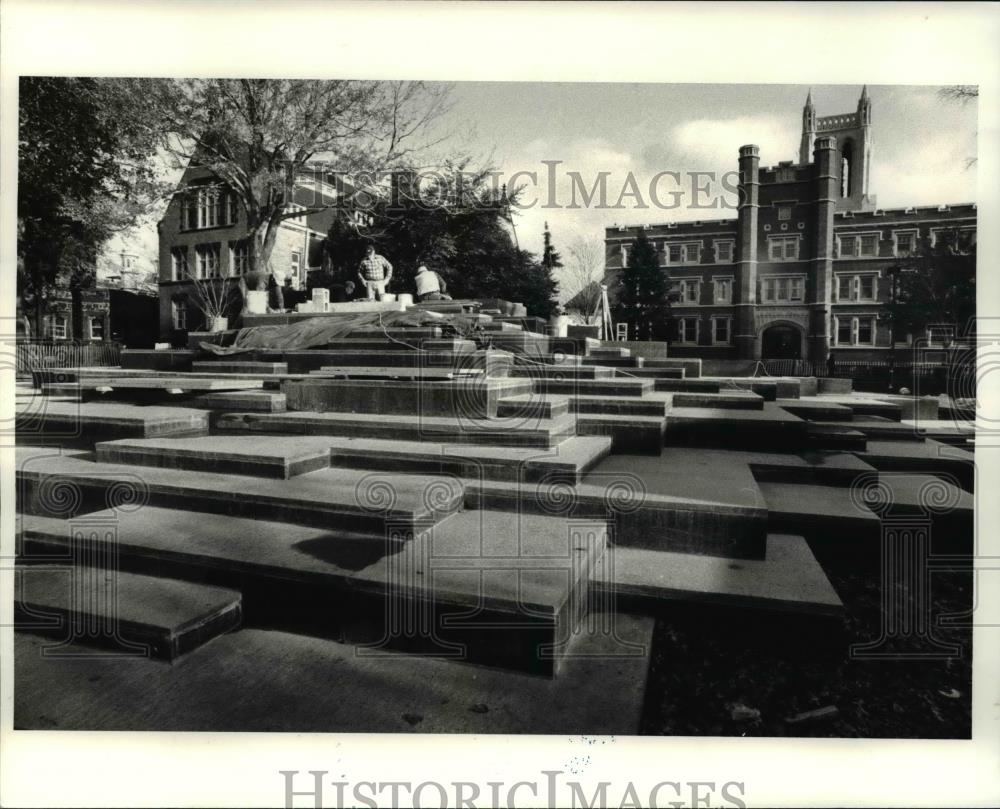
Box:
[604,87,976,360]
[156,164,352,341]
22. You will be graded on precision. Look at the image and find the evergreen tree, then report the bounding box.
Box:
[613,231,668,340]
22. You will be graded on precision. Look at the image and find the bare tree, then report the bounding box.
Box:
[562,235,606,323]
[939,86,979,168]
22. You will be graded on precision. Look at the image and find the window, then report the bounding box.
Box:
[767,236,799,261]
[776,168,795,182]
[714,240,734,263]
[761,275,804,303]
[677,317,698,344]
[834,315,877,347]
[620,245,630,267]
[666,242,701,265]
[290,251,302,281]
[227,195,239,226]
[713,277,732,303]
[229,241,249,276]
[839,235,858,258]
[838,232,880,258]
[711,316,731,345]
[836,272,878,302]
[676,279,700,306]
[926,324,956,347]
[930,227,976,252]
[778,206,791,221]
[47,314,67,340]
[172,300,188,330]
[180,186,231,231]
[893,230,917,257]
[89,318,104,341]
[195,243,221,279]
[171,247,189,280]
[860,234,878,257]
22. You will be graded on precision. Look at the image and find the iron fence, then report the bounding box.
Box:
[15,341,123,374]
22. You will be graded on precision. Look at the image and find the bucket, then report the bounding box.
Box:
[381,293,397,303]
[397,293,414,306]
[549,314,569,338]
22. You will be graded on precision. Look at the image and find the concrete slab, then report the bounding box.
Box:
[16,448,461,533]
[14,613,653,732]
[315,338,477,353]
[816,395,902,420]
[596,534,842,617]
[95,435,337,479]
[191,361,288,375]
[638,358,703,378]
[805,423,867,451]
[818,377,853,394]
[665,404,807,450]
[216,410,578,448]
[534,378,654,397]
[614,367,685,380]
[14,564,241,660]
[848,419,927,441]
[120,349,196,372]
[20,507,603,674]
[567,394,670,417]
[859,438,974,491]
[496,394,570,420]
[653,378,722,393]
[756,480,881,539]
[745,450,876,486]
[776,398,854,421]
[325,435,611,484]
[576,414,666,454]
[511,366,615,380]
[670,392,763,410]
[15,400,210,444]
[190,391,286,413]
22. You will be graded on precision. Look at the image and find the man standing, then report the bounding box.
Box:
[357,245,393,301]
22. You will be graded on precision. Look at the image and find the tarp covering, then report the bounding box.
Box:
[199,310,484,355]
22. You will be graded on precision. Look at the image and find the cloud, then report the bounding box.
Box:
[669,114,799,169]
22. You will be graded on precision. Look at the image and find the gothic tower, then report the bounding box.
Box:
[799,86,876,212]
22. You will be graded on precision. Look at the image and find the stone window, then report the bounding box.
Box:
[860,234,878,257]
[171,247,189,280]
[180,186,235,231]
[836,272,878,302]
[195,243,221,279]
[761,275,804,303]
[893,230,918,256]
[834,315,877,347]
[676,279,700,306]
[667,242,701,265]
[713,277,733,304]
[714,240,734,263]
[47,314,67,340]
[172,300,188,330]
[677,317,698,344]
[229,241,250,276]
[767,235,799,261]
[290,251,302,281]
[778,206,792,221]
[89,317,104,341]
[711,316,731,345]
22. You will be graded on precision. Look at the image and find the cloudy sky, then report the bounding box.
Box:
[111,82,978,292]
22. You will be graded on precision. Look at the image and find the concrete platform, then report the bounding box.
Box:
[664,405,807,450]
[848,419,926,441]
[95,435,338,479]
[14,612,653,732]
[670,392,763,410]
[566,394,670,417]
[595,534,843,617]
[638,358,703,378]
[16,448,462,533]
[776,398,854,421]
[613,367,685,380]
[315,338,477,353]
[805,423,867,451]
[495,393,570,420]
[757,480,881,539]
[120,349,196,372]
[190,391,286,413]
[14,564,242,660]
[745,450,876,486]
[511,365,616,380]
[191,361,288,375]
[15,400,210,444]
[576,414,666,454]
[324,435,611,484]
[816,395,902,420]
[215,410,578,448]
[533,377,654,397]
[860,439,974,492]
[19,507,603,674]
[653,378,722,393]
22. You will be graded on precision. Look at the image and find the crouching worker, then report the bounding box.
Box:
[414,265,452,302]
[357,245,393,301]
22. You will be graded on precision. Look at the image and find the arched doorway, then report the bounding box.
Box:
[761,324,802,359]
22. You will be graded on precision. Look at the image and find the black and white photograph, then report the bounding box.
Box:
[2,2,999,808]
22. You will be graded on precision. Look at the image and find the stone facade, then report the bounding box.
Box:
[605,88,977,361]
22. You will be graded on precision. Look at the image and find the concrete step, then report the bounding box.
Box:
[777,398,854,421]
[859,438,974,493]
[567,394,670,417]
[16,446,461,534]
[496,393,570,420]
[468,453,767,560]
[316,338,477,353]
[587,347,631,359]
[284,376,529,419]
[191,391,286,413]
[326,434,612,484]
[848,419,925,441]
[653,378,722,393]
[216,410,578,448]
[664,404,807,450]
[14,613,654,732]
[534,377,654,397]
[594,534,842,618]
[614,367,685,379]
[702,378,788,401]
[745,450,877,487]
[579,356,644,368]
[120,349,196,372]
[805,423,867,451]
[191,361,288,375]
[816,395,902,420]
[757,480,881,541]
[281,350,493,373]
[577,414,666,454]
[95,435,338,479]
[640,358,703,378]
[19,507,605,675]
[14,564,242,660]
[15,400,210,447]
[670,392,763,410]
[511,365,616,380]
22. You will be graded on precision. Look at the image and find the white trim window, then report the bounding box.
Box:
[777,206,792,221]
[837,231,880,258]
[229,241,250,276]
[172,300,188,330]
[290,250,302,282]
[195,243,221,279]
[713,240,735,263]
[711,316,732,345]
[834,315,877,347]
[892,229,918,257]
[88,317,104,341]
[930,226,976,251]
[767,235,799,261]
[713,276,733,304]
[170,246,189,280]
[836,271,879,302]
[666,242,701,265]
[760,275,805,303]
[180,186,232,231]
[47,314,67,340]
[676,317,699,345]
[676,278,700,306]
[926,323,956,347]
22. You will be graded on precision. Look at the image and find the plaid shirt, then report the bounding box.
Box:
[359,253,393,282]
